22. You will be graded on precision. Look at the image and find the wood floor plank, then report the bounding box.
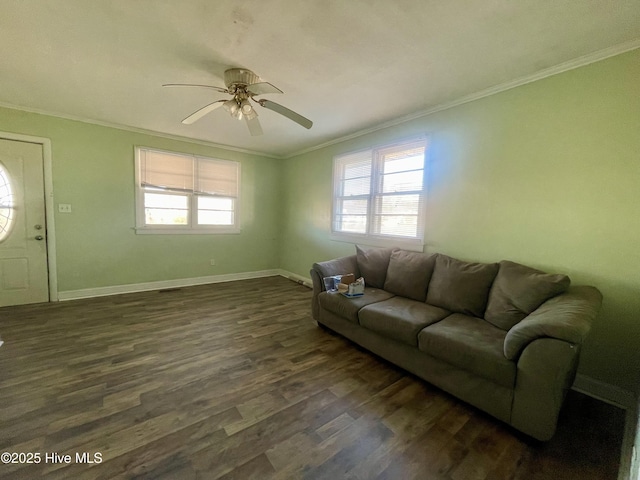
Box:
[0,276,626,479]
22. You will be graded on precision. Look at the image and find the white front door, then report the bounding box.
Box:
[0,138,49,306]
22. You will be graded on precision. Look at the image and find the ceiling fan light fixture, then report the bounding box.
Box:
[244,108,258,121]
[240,99,253,115]
[223,99,239,115]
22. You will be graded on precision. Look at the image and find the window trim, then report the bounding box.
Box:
[134,146,241,235]
[330,137,428,252]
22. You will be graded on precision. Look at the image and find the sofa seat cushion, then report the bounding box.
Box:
[426,255,499,318]
[359,297,450,347]
[417,313,515,388]
[318,288,395,324]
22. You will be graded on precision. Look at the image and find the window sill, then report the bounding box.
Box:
[330,232,424,252]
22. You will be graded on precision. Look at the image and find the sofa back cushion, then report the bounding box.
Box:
[384,250,436,301]
[426,254,499,318]
[355,246,393,289]
[485,260,570,330]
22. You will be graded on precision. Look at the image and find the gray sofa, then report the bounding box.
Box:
[310,246,602,441]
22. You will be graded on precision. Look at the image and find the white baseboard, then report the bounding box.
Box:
[277,270,312,288]
[57,269,282,301]
[572,373,637,410]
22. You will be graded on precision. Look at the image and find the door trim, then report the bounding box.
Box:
[0,131,57,302]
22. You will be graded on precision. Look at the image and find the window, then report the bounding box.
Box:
[332,137,427,249]
[0,162,15,242]
[135,147,240,234]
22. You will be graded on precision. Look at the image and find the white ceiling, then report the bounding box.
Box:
[1,1,639,157]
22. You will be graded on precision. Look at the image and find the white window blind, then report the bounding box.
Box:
[135,147,240,234]
[197,158,239,197]
[334,149,372,234]
[332,138,427,247]
[141,150,193,192]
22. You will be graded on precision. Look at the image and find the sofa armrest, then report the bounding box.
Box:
[310,255,360,320]
[504,285,602,360]
[312,255,360,280]
[511,338,580,440]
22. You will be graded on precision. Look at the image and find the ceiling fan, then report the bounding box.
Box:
[164,68,313,136]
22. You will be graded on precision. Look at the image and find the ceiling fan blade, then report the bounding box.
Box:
[181,100,225,124]
[163,83,229,94]
[246,82,283,96]
[258,100,313,129]
[245,116,263,136]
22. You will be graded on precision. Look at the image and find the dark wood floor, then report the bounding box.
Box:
[0,276,625,479]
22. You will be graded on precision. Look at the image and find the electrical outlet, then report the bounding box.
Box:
[58,203,72,213]
[210,259,216,266]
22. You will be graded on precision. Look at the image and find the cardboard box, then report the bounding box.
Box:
[339,273,355,286]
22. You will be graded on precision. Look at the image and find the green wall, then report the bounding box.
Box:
[0,108,281,292]
[279,49,640,395]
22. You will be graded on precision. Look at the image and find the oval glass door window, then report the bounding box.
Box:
[0,162,15,242]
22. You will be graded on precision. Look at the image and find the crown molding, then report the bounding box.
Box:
[283,39,640,159]
[0,101,281,159]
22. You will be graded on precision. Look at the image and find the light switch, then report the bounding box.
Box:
[58,203,72,213]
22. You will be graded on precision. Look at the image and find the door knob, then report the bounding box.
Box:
[35,235,44,241]
[34,224,42,230]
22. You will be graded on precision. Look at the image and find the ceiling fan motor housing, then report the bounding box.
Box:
[224,69,259,90]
